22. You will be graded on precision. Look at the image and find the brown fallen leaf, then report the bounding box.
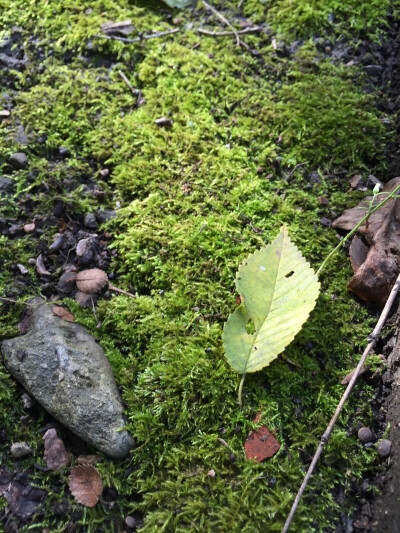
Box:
[69,465,103,507]
[333,177,400,307]
[43,428,70,471]
[52,306,75,322]
[76,269,108,294]
[244,412,280,462]
[36,254,52,276]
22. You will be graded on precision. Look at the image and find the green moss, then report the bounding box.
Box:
[0,0,396,531]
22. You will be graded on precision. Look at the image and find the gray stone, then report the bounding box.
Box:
[96,209,117,224]
[10,442,33,458]
[84,212,97,230]
[1,298,134,459]
[9,152,28,169]
[0,177,15,194]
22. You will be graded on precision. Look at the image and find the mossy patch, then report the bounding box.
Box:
[0,1,396,531]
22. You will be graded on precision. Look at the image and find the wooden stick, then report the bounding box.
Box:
[197,26,262,37]
[118,70,137,96]
[281,272,400,533]
[109,285,137,298]
[94,28,180,44]
[202,0,241,46]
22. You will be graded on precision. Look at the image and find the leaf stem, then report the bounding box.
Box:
[238,373,246,408]
[316,183,400,277]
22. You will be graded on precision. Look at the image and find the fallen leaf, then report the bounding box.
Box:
[348,174,363,190]
[317,195,329,205]
[75,268,108,294]
[244,412,280,462]
[75,291,96,308]
[43,428,70,471]
[52,306,75,322]
[100,20,135,35]
[36,254,52,276]
[69,465,103,507]
[4,480,45,518]
[333,177,400,307]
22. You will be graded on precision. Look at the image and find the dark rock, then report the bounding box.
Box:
[84,212,97,230]
[96,209,117,224]
[57,271,76,294]
[363,65,383,78]
[9,152,28,169]
[320,217,332,227]
[8,224,23,237]
[1,298,134,459]
[76,236,100,265]
[0,177,15,194]
[58,146,69,157]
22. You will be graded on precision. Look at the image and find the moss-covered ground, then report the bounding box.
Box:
[0,1,399,531]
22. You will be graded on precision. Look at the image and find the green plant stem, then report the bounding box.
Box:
[316,183,400,277]
[238,373,246,408]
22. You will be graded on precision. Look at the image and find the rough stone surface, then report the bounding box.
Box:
[1,298,134,459]
[84,212,97,230]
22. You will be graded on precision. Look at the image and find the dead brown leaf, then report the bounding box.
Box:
[43,428,70,471]
[75,269,108,294]
[52,306,75,322]
[244,412,280,462]
[68,465,103,507]
[36,254,52,276]
[332,177,400,307]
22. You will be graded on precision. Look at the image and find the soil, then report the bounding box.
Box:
[2,3,400,533]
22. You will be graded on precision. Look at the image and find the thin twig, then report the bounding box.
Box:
[202,0,241,46]
[94,28,180,44]
[118,70,137,96]
[109,285,137,298]
[281,272,400,533]
[197,26,262,37]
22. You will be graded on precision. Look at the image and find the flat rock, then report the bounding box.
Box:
[1,298,134,459]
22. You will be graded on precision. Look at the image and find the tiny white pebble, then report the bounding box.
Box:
[259,266,266,271]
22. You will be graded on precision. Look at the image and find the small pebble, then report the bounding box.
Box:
[24,222,35,233]
[10,441,33,458]
[21,393,35,409]
[84,212,97,230]
[17,264,29,275]
[358,427,373,444]
[377,439,392,457]
[125,516,137,529]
